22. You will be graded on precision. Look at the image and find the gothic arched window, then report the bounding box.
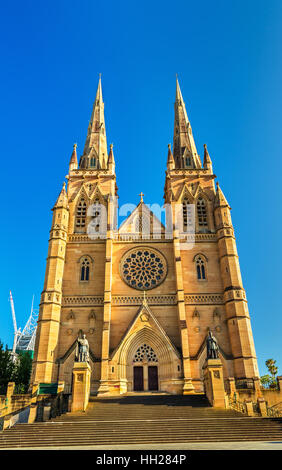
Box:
[182,197,192,231]
[195,255,207,280]
[80,256,91,282]
[89,157,96,168]
[75,198,87,230]
[133,344,158,363]
[197,197,208,230]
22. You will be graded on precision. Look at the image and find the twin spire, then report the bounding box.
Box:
[69,75,212,174]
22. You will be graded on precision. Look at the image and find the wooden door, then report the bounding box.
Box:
[133,366,144,391]
[148,366,158,391]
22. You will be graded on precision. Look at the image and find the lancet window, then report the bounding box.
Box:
[80,256,91,282]
[197,197,208,230]
[75,198,87,230]
[195,255,207,280]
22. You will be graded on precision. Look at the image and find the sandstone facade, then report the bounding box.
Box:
[31,77,259,395]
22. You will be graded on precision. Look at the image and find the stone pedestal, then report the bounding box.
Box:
[71,362,91,412]
[203,359,226,408]
[183,378,195,395]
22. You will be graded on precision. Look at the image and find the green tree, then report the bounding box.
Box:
[260,374,272,389]
[265,359,278,388]
[0,341,15,394]
[13,352,33,393]
[261,359,279,389]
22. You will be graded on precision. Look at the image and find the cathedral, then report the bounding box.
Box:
[31,77,259,396]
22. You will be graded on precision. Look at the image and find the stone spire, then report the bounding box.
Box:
[53,182,69,210]
[167,144,175,171]
[173,77,201,169]
[203,144,213,173]
[214,182,230,208]
[80,75,108,169]
[69,143,78,172]
[107,143,115,173]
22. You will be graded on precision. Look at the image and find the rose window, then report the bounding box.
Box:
[133,344,158,363]
[120,247,167,290]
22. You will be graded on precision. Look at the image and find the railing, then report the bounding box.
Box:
[267,402,282,418]
[252,402,260,414]
[228,395,247,414]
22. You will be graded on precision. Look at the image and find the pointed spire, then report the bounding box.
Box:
[167,144,175,170]
[80,75,108,169]
[108,143,115,172]
[69,143,78,171]
[53,182,69,210]
[203,144,213,172]
[173,77,201,169]
[214,182,230,208]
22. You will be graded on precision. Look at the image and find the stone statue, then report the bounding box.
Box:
[206,331,219,359]
[76,334,90,362]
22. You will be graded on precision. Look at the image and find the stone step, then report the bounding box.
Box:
[1,394,281,448]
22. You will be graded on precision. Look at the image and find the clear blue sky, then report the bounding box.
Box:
[1,0,281,377]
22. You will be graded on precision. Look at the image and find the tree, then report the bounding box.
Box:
[261,359,279,389]
[0,341,15,394]
[13,352,33,393]
[0,341,33,394]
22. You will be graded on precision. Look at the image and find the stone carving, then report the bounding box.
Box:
[120,247,167,290]
[206,331,219,359]
[75,334,90,363]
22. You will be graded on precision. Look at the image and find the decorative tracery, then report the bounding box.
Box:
[133,344,158,363]
[75,198,87,230]
[195,255,207,280]
[80,256,91,281]
[197,197,208,230]
[120,247,167,290]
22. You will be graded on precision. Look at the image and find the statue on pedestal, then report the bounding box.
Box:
[206,331,219,359]
[75,334,90,363]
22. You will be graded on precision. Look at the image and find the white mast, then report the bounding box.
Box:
[9,290,21,356]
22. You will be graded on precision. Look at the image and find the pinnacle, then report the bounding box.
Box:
[215,182,230,208]
[53,181,68,210]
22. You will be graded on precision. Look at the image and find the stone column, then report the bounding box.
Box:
[71,362,91,412]
[28,383,39,424]
[98,198,113,395]
[257,398,267,417]
[143,363,148,391]
[203,359,226,408]
[172,219,194,394]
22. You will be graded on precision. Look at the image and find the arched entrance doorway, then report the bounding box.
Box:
[133,344,159,391]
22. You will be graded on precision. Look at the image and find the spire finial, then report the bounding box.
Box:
[138,192,144,203]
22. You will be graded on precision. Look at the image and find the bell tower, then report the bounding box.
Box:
[32,76,118,386]
[164,77,259,385]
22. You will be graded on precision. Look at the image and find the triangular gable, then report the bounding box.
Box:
[119,202,165,234]
[194,184,211,202]
[177,184,195,203]
[89,183,106,203]
[110,300,181,361]
[69,183,90,204]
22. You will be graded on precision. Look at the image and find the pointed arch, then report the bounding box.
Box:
[196,196,208,231]
[78,255,94,282]
[75,197,87,232]
[194,253,207,281]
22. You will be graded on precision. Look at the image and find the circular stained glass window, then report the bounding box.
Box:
[120,247,167,290]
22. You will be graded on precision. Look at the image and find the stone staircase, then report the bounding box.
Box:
[0,394,282,448]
